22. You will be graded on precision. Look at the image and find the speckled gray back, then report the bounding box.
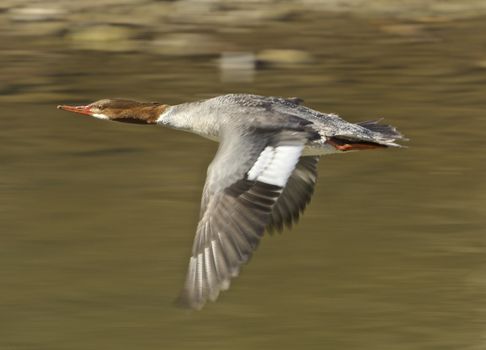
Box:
[158,93,404,148]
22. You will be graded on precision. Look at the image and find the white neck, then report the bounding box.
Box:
[156,103,221,140]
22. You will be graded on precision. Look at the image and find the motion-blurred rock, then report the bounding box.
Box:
[219,52,256,82]
[151,33,225,56]
[9,6,66,22]
[257,49,314,67]
[379,24,427,36]
[65,24,142,52]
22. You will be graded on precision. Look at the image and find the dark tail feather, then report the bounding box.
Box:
[358,119,406,140]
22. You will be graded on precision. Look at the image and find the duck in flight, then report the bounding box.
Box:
[58,93,405,310]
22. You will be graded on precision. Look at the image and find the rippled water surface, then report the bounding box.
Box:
[1,10,486,350]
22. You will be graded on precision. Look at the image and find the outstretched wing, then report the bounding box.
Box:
[268,156,319,232]
[178,127,313,309]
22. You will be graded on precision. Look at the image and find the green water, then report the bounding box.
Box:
[1,12,486,350]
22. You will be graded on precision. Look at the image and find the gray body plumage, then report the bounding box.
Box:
[156,94,405,309]
[158,94,403,153]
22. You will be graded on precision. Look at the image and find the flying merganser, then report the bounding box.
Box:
[57,93,405,310]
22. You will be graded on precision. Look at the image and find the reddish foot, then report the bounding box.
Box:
[326,138,385,151]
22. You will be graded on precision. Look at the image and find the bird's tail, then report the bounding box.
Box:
[326,119,407,151]
[357,119,405,141]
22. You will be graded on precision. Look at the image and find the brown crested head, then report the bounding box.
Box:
[57,98,169,124]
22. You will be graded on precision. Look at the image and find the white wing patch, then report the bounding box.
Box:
[247,145,304,187]
[247,146,274,180]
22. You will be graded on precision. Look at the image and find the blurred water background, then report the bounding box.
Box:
[1,0,486,349]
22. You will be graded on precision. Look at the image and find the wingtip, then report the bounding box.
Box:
[174,292,205,311]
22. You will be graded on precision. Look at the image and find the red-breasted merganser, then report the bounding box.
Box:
[58,93,405,310]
